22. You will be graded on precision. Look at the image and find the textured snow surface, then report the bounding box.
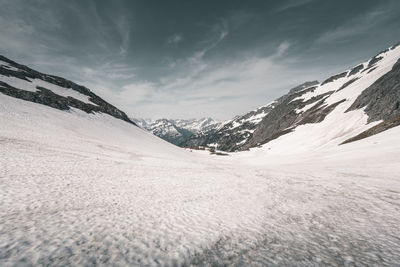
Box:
[1,93,400,266]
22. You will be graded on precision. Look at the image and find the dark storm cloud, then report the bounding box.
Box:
[1,0,399,119]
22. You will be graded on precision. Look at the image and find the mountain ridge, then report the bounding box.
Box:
[181,42,400,152]
[0,55,135,125]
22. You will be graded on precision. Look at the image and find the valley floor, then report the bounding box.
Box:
[1,94,400,266]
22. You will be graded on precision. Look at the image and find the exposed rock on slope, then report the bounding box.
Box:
[0,55,134,125]
[339,58,400,144]
[182,81,319,151]
[347,58,400,122]
[244,83,337,149]
[245,44,400,151]
[185,43,400,152]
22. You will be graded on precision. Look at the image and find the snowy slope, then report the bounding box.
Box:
[244,43,400,154]
[185,43,400,152]
[1,91,400,265]
[1,49,400,265]
[0,55,134,124]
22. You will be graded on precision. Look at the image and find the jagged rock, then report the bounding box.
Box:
[337,77,359,91]
[321,71,348,85]
[348,64,364,77]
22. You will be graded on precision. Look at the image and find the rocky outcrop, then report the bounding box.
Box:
[337,77,359,91]
[348,64,364,77]
[0,55,135,125]
[321,71,348,86]
[347,59,400,123]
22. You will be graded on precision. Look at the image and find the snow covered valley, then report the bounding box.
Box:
[1,93,400,266]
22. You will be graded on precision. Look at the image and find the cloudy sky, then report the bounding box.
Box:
[1,0,400,120]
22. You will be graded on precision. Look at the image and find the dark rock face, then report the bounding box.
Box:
[288,81,320,94]
[337,77,359,91]
[365,55,383,70]
[321,71,348,86]
[0,55,135,125]
[347,59,400,123]
[348,64,364,77]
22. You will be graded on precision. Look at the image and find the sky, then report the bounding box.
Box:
[0,0,400,120]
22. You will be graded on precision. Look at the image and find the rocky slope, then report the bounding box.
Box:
[184,42,400,152]
[0,55,135,125]
[132,117,220,146]
[182,81,319,151]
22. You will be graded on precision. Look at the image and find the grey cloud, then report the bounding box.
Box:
[1,0,400,119]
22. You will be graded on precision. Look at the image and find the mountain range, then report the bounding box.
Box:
[131,117,219,145]
[1,43,400,265]
[3,42,399,154]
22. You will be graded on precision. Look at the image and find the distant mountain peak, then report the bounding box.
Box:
[131,117,220,145]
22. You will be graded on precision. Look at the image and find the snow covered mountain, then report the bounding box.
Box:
[132,117,220,145]
[0,55,134,125]
[183,43,400,152]
[182,81,319,151]
[1,47,400,265]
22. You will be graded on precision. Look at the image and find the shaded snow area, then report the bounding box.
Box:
[1,92,400,266]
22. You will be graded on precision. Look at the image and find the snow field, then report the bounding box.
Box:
[1,93,400,265]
